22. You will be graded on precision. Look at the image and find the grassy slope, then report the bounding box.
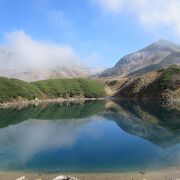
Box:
[0,77,105,103]
[0,77,42,103]
[33,78,105,98]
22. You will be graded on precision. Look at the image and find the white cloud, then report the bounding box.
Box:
[0,30,81,70]
[92,0,180,36]
[134,0,180,35]
[0,30,105,80]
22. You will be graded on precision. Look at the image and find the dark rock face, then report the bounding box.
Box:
[99,39,180,78]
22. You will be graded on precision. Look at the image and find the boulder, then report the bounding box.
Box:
[15,176,26,180]
[52,175,78,180]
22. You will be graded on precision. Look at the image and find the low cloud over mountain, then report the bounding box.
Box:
[0,30,99,81]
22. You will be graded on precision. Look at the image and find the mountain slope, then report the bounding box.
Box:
[98,39,180,78]
[112,65,180,100]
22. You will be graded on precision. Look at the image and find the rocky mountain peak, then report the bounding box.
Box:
[146,39,180,51]
[98,40,180,78]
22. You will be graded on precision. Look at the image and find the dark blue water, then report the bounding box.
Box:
[0,100,179,172]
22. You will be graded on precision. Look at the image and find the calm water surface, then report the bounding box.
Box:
[0,100,179,172]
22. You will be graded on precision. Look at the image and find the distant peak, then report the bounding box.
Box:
[144,39,180,51]
[154,39,178,46]
[156,39,169,43]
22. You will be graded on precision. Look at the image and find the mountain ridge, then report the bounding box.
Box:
[98,39,180,78]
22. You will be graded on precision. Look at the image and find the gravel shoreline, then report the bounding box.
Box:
[0,168,180,180]
[0,97,106,109]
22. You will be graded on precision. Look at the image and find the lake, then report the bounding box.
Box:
[0,100,179,173]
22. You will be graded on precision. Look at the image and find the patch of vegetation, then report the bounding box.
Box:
[0,77,42,103]
[33,78,105,98]
[106,80,118,87]
[0,77,105,103]
[160,65,180,90]
[77,78,105,98]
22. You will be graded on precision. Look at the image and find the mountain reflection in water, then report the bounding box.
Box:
[0,100,179,172]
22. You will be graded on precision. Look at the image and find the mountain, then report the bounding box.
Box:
[98,39,180,78]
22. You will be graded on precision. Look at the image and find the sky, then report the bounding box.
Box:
[0,0,180,68]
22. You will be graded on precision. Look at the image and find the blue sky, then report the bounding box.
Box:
[0,0,180,68]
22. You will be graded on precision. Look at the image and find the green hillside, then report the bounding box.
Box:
[33,78,105,98]
[0,77,42,103]
[0,77,105,103]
